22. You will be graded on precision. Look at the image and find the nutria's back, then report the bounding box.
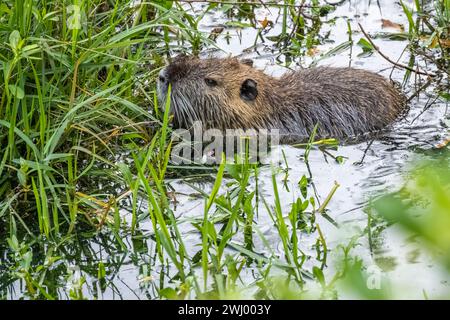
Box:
[157,56,406,143]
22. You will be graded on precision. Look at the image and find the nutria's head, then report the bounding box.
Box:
[157,56,275,130]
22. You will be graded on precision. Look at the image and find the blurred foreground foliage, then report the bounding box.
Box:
[374,148,450,270]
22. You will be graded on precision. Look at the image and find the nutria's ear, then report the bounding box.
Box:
[240,59,254,67]
[172,54,187,62]
[240,79,258,101]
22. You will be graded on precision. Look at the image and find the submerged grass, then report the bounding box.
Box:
[0,0,449,300]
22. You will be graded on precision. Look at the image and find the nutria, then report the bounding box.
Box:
[157,56,406,143]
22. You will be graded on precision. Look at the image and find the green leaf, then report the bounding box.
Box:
[440,91,450,101]
[298,175,308,198]
[357,38,374,57]
[313,266,326,286]
[357,37,374,51]
[336,156,345,164]
[7,235,19,252]
[17,170,27,187]
[8,84,25,99]
[0,3,12,15]
[9,30,21,50]
[153,0,173,10]
[98,262,106,279]
[159,287,179,300]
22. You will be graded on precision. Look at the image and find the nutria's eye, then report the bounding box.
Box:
[240,79,258,101]
[205,78,218,87]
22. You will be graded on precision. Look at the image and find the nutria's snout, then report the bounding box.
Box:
[157,67,169,101]
[158,68,168,87]
[157,56,407,142]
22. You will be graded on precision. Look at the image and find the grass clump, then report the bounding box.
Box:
[0,0,205,235]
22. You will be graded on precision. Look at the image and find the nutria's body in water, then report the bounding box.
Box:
[157,56,406,143]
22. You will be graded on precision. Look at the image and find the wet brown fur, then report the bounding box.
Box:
[157,56,407,143]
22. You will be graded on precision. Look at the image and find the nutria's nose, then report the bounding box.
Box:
[159,68,168,84]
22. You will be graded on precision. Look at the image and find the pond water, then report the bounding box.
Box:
[163,0,449,299]
[3,0,449,299]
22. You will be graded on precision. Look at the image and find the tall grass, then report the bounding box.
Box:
[0,0,213,236]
